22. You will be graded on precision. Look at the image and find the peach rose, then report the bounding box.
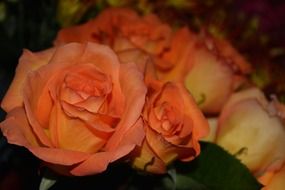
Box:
[55,7,172,55]
[154,27,251,114]
[216,88,285,175]
[0,42,147,176]
[132,79,209,173]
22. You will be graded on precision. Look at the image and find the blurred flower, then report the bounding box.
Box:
[216,87,285,175]
[55,7,172,55]
[154,27,251,114]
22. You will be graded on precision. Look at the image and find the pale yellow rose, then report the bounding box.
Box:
[216,88,285,175]
[154,28,251,114]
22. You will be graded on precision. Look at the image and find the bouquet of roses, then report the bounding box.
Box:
[1,6,285,190]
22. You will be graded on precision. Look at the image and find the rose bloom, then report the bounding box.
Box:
[154,27,251,114]
[55,7,172,56]
[132,79,209,173]
[215,87,285,175]
[0,42,147,176]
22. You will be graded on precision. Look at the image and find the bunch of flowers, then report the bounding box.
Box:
[1,7,285,190]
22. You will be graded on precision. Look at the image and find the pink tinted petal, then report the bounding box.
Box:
[105,63,147,150]
[1,48,55,112]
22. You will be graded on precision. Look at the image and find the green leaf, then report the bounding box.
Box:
[174,142,263,190]
[175,174,209,190]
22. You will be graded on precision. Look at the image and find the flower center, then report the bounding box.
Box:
[65,68,112,98]
[154,102,181,135]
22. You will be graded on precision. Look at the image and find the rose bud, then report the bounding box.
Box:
[54,7,172,56]
[132,79,209,173]
[154,28,251,114]
[0,42,147,176]
[216,87,285,175]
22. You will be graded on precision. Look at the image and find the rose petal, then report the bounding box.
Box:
[80,43,125,116]
[70,144,134,176]
[1,48,55,112]
[217,98,285,172]
[177,83,210,139]
[23,72,54,147]
[155,27,195,79]
[184,48,234,113]
[145,126,179,164]
[218,88,269,133]
[55,8,139,46]
[70,118,145,176]
[264,165,285,190]
[132,140,166,174]
[61,101,115,134]
[54,20,98,45]
[70,151,113,176]
[116,48,149,73]
[105,63,147,150]
[1,107,39,146]
[214,37,252,74]
[49,102,106,153]
[1,113,90,166]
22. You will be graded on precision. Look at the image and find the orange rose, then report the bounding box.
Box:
[216,88,285,175]
[55,7,172,55]
[154,28,251,114]
[132,79,209,173]
[0,42,147,176]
